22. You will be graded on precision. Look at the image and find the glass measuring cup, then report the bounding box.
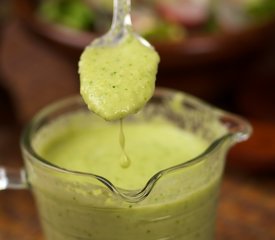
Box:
[0,88,252,240]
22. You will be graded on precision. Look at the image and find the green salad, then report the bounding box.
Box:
[39,0,95,30]
[38,0,275,41]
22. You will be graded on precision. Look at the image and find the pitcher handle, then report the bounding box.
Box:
[0,167,27,190]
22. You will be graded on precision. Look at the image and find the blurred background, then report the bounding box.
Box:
[0,0,275,239]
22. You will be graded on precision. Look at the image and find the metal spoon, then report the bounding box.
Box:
[79,0,159,121]
[91,0,152,48]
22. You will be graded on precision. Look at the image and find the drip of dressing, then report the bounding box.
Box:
[119,119,131,168]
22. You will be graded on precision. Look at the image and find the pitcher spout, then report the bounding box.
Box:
[218,113,252,144]
[95,171,163,203]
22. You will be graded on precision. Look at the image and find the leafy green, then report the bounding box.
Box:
[143,21,185,41]
[39,0,95,30]
[247,0,275,22]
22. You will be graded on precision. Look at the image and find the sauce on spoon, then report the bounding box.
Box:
[79,35,159,121]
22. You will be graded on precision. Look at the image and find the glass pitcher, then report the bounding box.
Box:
[0,88,251,240]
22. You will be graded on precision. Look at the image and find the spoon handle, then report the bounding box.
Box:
[111,0,132,34]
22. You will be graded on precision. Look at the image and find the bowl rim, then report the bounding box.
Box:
[14,0,275,67]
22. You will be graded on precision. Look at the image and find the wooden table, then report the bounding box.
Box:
[0,21,275,240]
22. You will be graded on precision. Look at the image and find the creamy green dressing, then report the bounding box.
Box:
[34,113,207,190]
[78,35,160,121]
[31,112,223,240]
